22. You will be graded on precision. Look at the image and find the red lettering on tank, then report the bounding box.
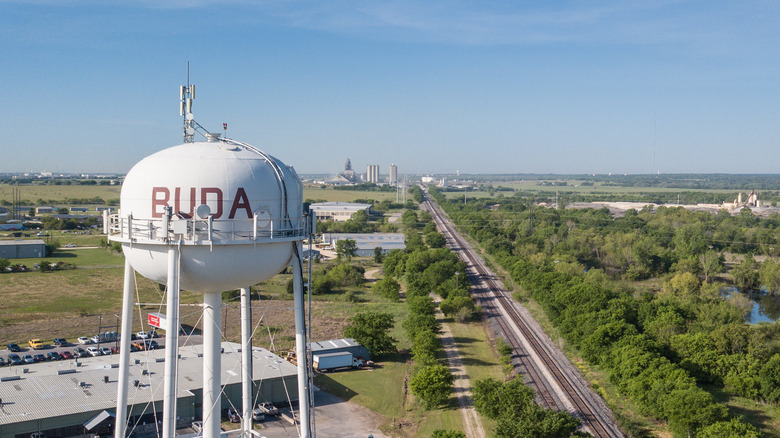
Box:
[201,187,223,219]
[229,187,253,219]
[174,187,196,218]
[151,187,170,218]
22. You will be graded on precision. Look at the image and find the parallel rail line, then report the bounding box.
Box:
[423,194,623,438]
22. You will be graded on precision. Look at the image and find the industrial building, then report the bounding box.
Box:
[0,239,46,259]
[366,164,379,183]
[35,207,53,214]
[323,233,406,256]
[310,338,371,361]
[388,164,397,185]
[0,342,298,437]
[309,202,372,222]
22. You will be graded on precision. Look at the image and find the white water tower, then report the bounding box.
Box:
[108,84,313,438]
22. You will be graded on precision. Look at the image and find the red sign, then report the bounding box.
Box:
[148,313,161,328]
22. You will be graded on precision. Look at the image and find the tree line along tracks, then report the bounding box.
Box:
[422,194,624,438]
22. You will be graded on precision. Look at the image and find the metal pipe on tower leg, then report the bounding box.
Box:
[203,291,222,438]
[115,259,136,438]
[162,243,181,438]
[292,245,312,438]
[240,286,253,435]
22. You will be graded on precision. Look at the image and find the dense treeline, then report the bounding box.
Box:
[450,173,780,191]
[428,186,777,437]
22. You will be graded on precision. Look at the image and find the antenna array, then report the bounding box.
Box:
[180,83,196,143]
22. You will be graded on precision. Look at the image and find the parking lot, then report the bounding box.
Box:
[0,334,204,365]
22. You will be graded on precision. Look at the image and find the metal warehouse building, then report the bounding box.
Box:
[324,233,406,257]
[310,338,371,361]
[0,342,298,437]
[309,202,371,222]
[0,239,46,259]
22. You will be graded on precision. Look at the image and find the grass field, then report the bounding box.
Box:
[304,186,400,203]
[0,183,120,204]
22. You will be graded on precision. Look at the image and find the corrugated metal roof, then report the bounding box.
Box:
[309,338,360,353]
[0,342,296,425]
[0,239,46,246]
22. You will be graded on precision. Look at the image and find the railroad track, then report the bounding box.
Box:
[422,193,624,438]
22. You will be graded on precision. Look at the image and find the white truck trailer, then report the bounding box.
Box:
[313,352,364,372]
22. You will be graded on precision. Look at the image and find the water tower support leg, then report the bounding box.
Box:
[203,291,222,438]
[115,259,136,438]
[162,244,181,438]
[241,286,253,435]
[292,247,312,438]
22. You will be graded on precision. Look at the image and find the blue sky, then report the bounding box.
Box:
[1,1,779,176]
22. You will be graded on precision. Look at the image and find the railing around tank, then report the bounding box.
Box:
[107,213,306,245]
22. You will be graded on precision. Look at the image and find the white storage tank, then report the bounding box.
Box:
[112,140,304,292]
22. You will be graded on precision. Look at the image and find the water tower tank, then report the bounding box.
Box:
[112,140,304,292]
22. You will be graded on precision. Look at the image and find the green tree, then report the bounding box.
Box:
[335,239,358,261]
[0,258,10,272]
[410,364,454,408]
[759,258,780,294]
[28,207,35,217]
[373,246,384,263]
[425,231,446,248]
[732,254,760,291]
[430,431,466,438]
[760,353,780,403]
[56,207,69,214]
[697,418,760,438]
[343,311,398,357]
[700,251,725,284]
[440,295,476,322]
[372,276,401,301]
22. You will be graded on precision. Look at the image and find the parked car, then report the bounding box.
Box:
[60,351,74,360]
[7,343,21,352]
[256,401,279,416]
[223,408,241,423]
[53,338,68,346]
[77,337,91,345]
[252,408,265,422]
[23,354,35,364]
[33,353,46,362]
[0,357,5,367]
[90,335,101,344]
[136,331,150,340]
[65,243,76,248]
[99,347,112,356]
[28,339,44,350]
[131,341,145,351]
[73,347,87,358]
[46,352,61,361]
[145,340,159,350]
[86,346,100,357]
[8,353,22,365]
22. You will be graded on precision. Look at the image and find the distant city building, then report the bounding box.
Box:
[389,164,397,185]
[366,164,379,183]
[326,158,358,185]
[309,202,372,222]
[421,176,434,184]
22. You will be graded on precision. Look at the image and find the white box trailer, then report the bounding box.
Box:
[313,352,364,372]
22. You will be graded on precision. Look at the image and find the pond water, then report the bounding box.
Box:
[721,287,780,324]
